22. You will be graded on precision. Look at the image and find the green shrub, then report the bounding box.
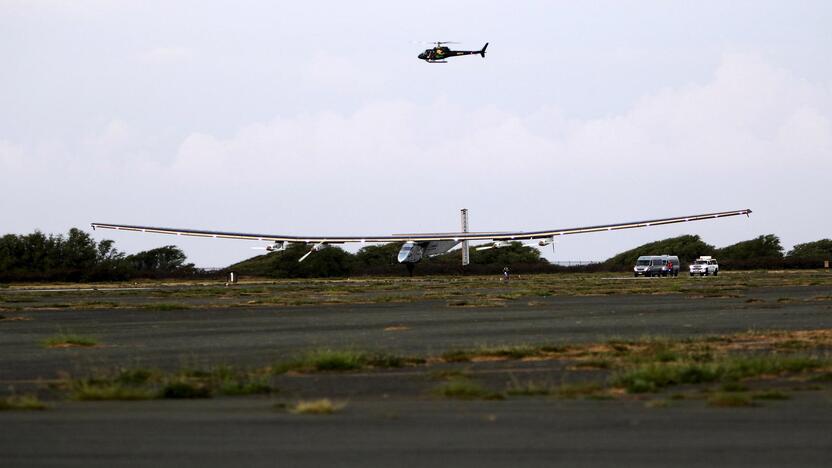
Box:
[434,378,504,400]
[42,333,99,348]
[0,395,47,410]
[72,382,156,401]
[161,381,211,399]
[708,393,756,407]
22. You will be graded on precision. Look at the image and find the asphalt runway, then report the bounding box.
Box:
[2,282,832,467]
[3,397,831,468]
[2,284,831,382]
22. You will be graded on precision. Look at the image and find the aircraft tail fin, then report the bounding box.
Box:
[480,42,489,58]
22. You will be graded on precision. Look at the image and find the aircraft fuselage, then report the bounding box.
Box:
[397,240,460,263]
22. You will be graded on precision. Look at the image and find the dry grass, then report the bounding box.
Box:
[8,271,832,311]
[0,315,31,321]
[72,382,157,401]
[289,399,346,415]
[42,333,99,348]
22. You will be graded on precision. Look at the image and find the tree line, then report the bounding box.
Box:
[227,241,547,278]
[601,234,832,271]
[228,233,832,277]
[0,229,195,282]
[1,228,830,281]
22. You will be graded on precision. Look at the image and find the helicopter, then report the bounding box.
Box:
[418,41,488,63]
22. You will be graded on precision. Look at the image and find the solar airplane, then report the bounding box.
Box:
[92,208,752,270]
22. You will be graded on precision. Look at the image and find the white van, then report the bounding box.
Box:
[634,255,680,277]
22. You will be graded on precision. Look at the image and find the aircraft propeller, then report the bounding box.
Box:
[475,240,512,251]
[251,241,288,252]
[299,242,326,262]
[538,237,558,254]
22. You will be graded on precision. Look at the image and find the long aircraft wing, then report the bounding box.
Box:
[91,208,751,244]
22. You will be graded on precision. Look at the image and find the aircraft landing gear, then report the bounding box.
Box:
[406,263,415,277]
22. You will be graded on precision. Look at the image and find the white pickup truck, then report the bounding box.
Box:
[689,256,719,276]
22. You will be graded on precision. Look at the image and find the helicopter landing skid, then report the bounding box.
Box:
[427,60,448,63]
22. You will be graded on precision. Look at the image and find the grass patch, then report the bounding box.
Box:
[273,349,361,372]
[614,363,720,393]
[445,298,506,308]
[0,315,30,321]
[540,344,570,353]
[446,299,469,307]
[160,380,212,399]
[179,366,274,396]
[751,390,790,400]
[707,392,757,407]
[613,355,828,393]
[142,303,191,311]
[574,358,612,369]
[720,382,749,392]
[217,379,272,396]
[273,349,416,374]
[428,369,470,380]
[441,344,542,363]
[653,349,681,362]
[441,350,474,363]
[554,382,604,399]
[71,382,157,401]
[0,296,37,303]
[809,372,832,382]
[75,301,120,309]
[289,399,346,415]
[69,368,161,401]
[0,394,48,411]
[115,368,158,385]
[434,378,504,400]
[506,378,551,396]
[481,345,541,359]
[775,340,809,350]
[65,365,273,400]
[42,333,99,348]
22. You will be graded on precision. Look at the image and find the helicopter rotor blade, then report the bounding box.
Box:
[430,41,461,47]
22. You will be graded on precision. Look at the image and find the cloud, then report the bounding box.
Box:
[2,53,830,266]
[302,51,386,88]
[167,53,831,185]
[0,139,25,170]
[138,47,193,65]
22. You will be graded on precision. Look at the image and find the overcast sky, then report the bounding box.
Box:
[2,1,830,267]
